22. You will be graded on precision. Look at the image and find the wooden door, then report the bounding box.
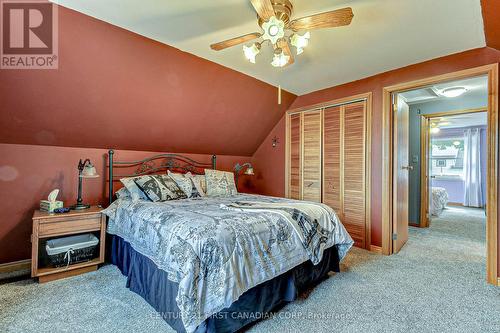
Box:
[302,111,322,202]
[420,116,431,227]
[323,106,342,218]
[343,102,367,247]
[288,113,302,199]
[393,95,410,253]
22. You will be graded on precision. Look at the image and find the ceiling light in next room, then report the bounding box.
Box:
[441,87,467,98]
[430,127,440,134]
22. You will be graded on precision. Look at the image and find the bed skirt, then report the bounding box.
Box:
[110,235,340,333]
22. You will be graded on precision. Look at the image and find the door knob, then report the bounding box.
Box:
[402,165,414,170]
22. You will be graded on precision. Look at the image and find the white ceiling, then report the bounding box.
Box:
[401,75,488,104]
[51,0,486,95]
[431,112,487,129]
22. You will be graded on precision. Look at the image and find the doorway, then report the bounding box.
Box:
[381,64,498,285]
[421,110,487,227]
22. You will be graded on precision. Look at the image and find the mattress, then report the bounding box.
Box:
[103,194,353,332]
[431,187,449,216]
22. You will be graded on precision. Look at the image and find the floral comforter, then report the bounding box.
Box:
[103,194,353,333]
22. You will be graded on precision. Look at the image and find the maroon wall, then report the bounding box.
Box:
[0,6,296,264]
[481,0,500,51]
[0,6,296,156]
[252,47,500,257]
[251,116,286,197]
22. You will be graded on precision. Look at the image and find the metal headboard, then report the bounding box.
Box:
[107,149,216,205]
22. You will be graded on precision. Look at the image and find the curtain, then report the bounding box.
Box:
[463,128,483,207]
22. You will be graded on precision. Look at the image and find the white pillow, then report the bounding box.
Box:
[115,187,130,199]
[184,172,206,197]
[205,169,237,197]
[168,171,202,198]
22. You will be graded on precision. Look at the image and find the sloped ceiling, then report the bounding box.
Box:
[481,0,500,50]
[51,0,486,95]
[0,6,296,156]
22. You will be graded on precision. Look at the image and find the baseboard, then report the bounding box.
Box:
[369,245,382,254]
[447,202,463,206]
[0,259,31,274]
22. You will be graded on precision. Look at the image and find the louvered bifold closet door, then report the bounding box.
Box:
[342,102,367,247]
[288,113,302,199]
[302,111,322,202]
[322,106,342,219]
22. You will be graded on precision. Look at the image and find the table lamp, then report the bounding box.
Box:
[71,159,99,210]
[233,163,254,191]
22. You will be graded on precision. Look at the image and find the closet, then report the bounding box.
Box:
[286,98,370,248]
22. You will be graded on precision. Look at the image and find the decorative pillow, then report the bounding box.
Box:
[120,177,149,201]
[193,174,207,195]
[167,171,201,198]
[134,175,187,202]
[115,187,130,199]
[205,169,238,197]
[183,172,205,197]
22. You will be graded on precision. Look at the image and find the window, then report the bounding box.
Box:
[430,137,464,178]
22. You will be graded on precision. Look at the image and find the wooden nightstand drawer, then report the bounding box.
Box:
[38,216,101,237]
[32,206,106,282]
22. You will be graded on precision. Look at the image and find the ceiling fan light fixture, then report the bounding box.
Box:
[271,50,290,67]
[262,16,285,44]
[441,87,467,98]
[291,31,310,55]
[243,43,261,63]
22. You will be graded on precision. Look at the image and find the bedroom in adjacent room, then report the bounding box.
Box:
[401,74,488,258]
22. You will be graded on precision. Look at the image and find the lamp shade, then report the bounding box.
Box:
[82,162,99,178]
[244,166,254,175]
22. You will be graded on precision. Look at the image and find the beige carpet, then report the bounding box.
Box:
[1,206,498,332]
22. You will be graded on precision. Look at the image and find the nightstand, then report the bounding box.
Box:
[31,206,106,283]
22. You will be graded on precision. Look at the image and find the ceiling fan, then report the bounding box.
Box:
[210,0,354,68]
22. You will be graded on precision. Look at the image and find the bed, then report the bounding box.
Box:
[431,187,449,216]
[103,150,353,333]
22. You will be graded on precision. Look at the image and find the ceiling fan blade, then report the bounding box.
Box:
[277,39,294,66]
[288,7,354,31]
[210,32,262,51]
[249,0,275,21]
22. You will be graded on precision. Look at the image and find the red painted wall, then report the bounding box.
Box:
[250,116,286,197]
[0,143,251,263]
[252,47,500,260]
[0,6,296,156]
[481,0,500,51]
[0,6,298,264]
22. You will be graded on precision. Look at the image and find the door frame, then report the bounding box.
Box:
[381,64,498,285]
[420,107,488,227]
[286,92,372,250]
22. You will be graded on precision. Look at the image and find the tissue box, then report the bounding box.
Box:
[40,200,63,213]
